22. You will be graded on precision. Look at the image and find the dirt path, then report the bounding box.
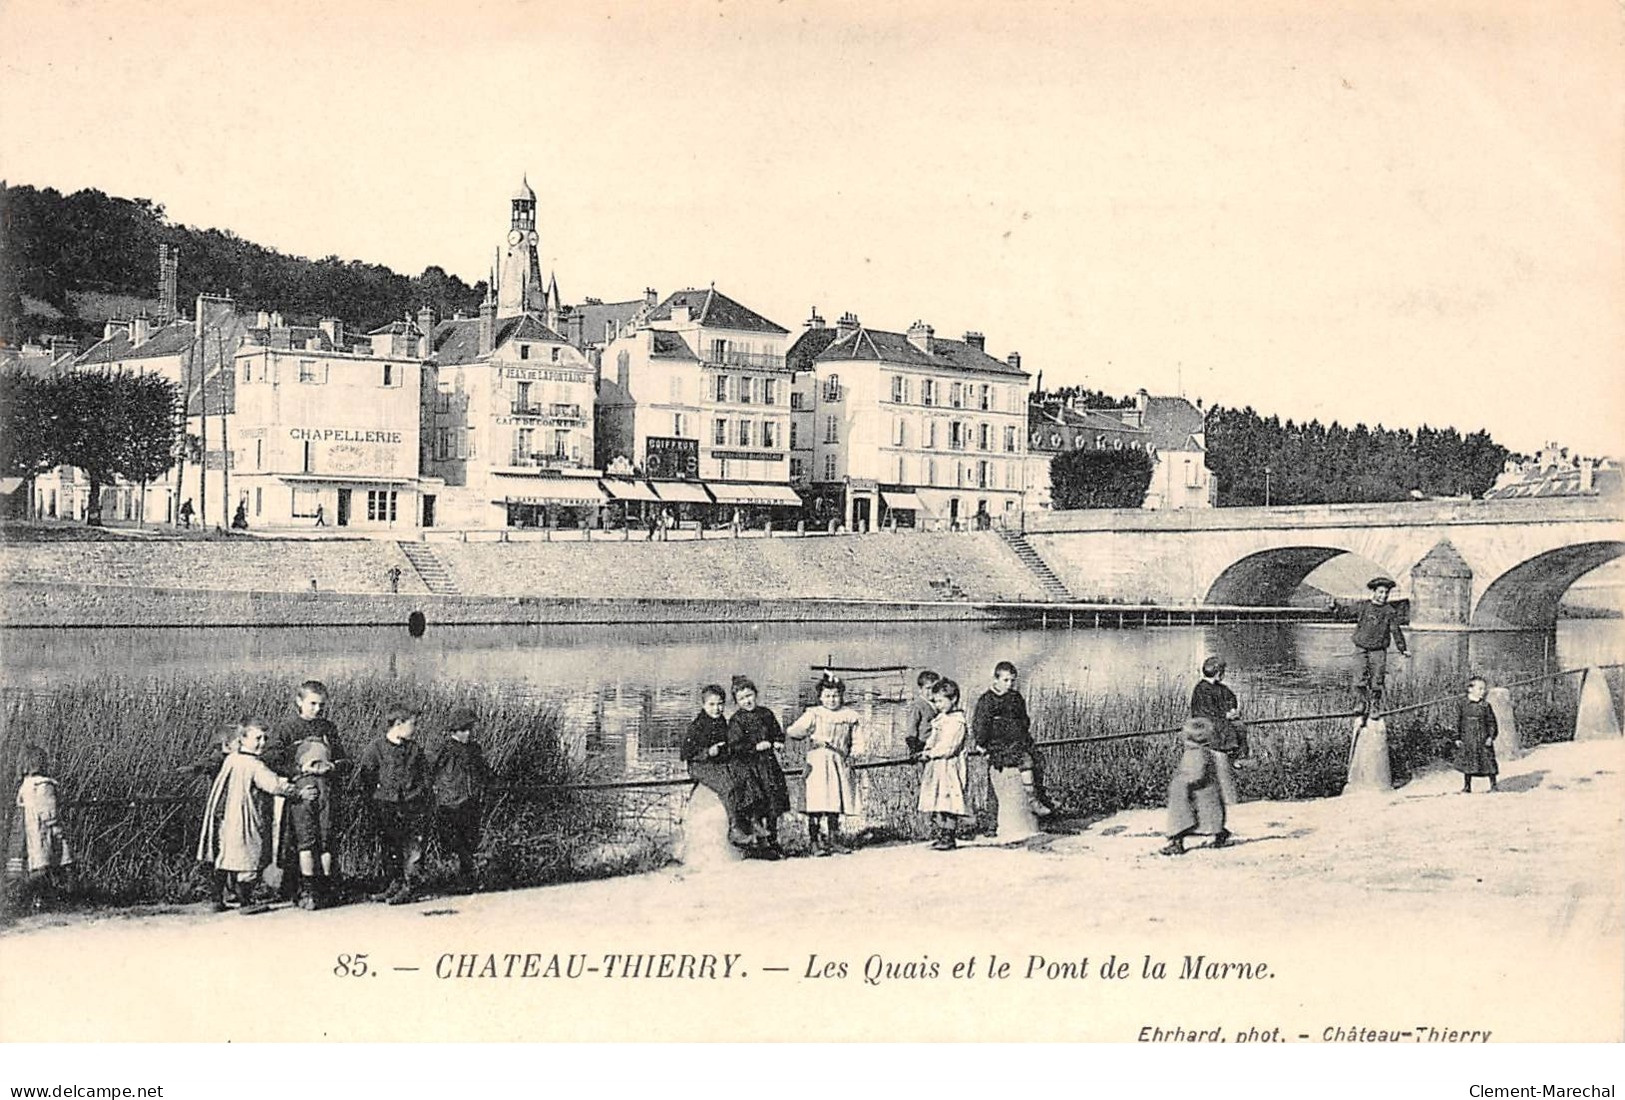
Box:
[2,739,1619,1042]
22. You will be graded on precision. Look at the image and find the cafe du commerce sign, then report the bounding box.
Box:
[645,436,699,480]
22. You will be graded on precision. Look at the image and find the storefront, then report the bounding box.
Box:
[879,489,926,529]
[649,479,712,526]
[704,482,804,528]
[600,477,661,528]
[494,474,607,528]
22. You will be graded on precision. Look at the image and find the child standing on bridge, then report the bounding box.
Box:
[1353,577,1409,716]
[787,676,861,856]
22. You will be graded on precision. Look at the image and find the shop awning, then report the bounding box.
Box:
[600,478,660,503]
[650,481,712,504]
[705,482,758,505]
[753,485,804,506]
[494,478,607,504]
[279,474,419,487]
[881,491,926,511]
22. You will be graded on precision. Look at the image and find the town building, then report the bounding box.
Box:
[786,311,1031,531]
[596,286,800,523]
[1023,388,1214,512]
[1485,443,1622,499]
[227,321,428,530]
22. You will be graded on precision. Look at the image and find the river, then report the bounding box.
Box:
[2,619,1618,776]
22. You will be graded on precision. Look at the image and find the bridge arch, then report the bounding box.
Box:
[1203,546,1393,607]
[1473,541,1625,631]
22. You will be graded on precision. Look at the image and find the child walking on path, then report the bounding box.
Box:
[431,707,491,892]
[1453,676,1500,794]
[727,678,790,857]
[916,678,969,851]
[197,722,305,914]
[786,676,861,856]
[7,744,75,911]
[1160,718,1231,856]
[353,705,430,905]
[1190,656,1247,805]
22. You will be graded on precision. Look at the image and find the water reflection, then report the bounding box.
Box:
[3,619,1619,778]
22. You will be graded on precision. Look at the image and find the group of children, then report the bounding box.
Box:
[4,649,1511,914]
[192,681,491,913]
[683,661,1055,858]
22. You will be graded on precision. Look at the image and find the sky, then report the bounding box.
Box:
[2,0,1621,456]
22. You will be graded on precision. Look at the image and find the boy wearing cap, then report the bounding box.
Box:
[290,739,338,909]
[1353,577,1409,714]
[353,705,429,905]
[431,707,491,893]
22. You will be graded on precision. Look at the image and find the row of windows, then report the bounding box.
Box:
[814,454,1020,490]
[891,418,1021,453]
[885,374,1022,413]
[241,359,403,388]
[709,373,781,406]
[1034,430,1154,455]
[711,418,782,449]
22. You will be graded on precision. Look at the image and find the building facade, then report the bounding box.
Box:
[596,286,799,520]
[227,323,427,530]
[787,312,1031,531]
[1024,389,1214,512]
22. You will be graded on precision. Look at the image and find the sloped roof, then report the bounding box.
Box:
[646,287,788,335]
[366,320,422,337]
[814,326,1029,377]
[1138,395,1207,452]
[596,375,634,407]
[565,298,645,349]
[650,330,698,360]
[244,325,336,351]
[785,327,841,372]
[75,321,196,365]
[431,312,570,365]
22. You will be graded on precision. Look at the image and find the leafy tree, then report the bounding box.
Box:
[0,372,54,513]
[1051,447,1154,509]
[42,370,179,525]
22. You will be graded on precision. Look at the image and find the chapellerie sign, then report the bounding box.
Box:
[289,428,405,444]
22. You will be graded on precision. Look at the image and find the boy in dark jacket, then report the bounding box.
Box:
[431,707,490,892]
[971,661,1053,819]
[1353,577,1409,715]
[353,704,429,905]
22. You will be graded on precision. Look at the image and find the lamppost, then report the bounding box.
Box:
[1264,464,1272,508]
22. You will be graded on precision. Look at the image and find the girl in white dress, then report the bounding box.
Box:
[786,676,861,856]
[916,678,969,850]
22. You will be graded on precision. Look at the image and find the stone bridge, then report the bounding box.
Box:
[1022,496,1624,630]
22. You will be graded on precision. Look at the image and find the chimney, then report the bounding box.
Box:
[671,299,691,324]
[48,336,78,365]
[617,350,630,390]
[1580,457,1595,493]
[103,319,131,342]
[256,310,272,329]
[963,331,985,352]
[318,317,344,348]
[1006,351,1022,372]
[836,311,860,336]
[1136,388,1150,412]
[270,311,284,329]
[645,287,658,307]
[156,245,179,324]
[806,307,826,330]
[906,320,934,354]
[130,314,153,348]
[478,293,497,356]
[416,306,435,357]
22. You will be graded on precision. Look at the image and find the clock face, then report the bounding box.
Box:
[508,230,523,246]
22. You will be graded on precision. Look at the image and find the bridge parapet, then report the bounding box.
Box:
[1027,494,1622,535]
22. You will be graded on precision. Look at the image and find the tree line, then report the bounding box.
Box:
[0,183,488,345]
[1204,405,1511,506]
[0,370,178,524]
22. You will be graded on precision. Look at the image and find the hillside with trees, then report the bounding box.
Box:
[0,183,487,344]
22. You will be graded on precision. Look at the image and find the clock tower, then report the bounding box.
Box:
[496,175,545,318]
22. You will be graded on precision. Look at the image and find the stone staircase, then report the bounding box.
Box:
[998,529,1072,601]
[398,541,459,595]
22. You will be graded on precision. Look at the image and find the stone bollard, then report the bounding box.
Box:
[989,766,1040,841]
[1575,668,1622,741]
[1343,717,1392,795]
[1486,686,1520,759]
[673,784,743,869]
[797,520,806,535]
